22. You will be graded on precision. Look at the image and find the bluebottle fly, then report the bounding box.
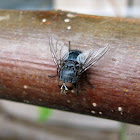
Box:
[49,34,108,95]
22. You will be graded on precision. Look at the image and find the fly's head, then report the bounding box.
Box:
[58,80,74,94]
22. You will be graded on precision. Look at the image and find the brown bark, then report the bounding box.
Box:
[0,10,139,125]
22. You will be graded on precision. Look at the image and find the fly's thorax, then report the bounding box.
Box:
[59,61,78,84]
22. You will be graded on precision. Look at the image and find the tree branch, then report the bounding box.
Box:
[0,10,139,125]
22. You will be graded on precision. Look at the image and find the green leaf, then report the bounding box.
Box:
[38,107,52,122]
[119,123,127,140]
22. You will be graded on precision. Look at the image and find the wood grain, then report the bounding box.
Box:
[0,10,139,125]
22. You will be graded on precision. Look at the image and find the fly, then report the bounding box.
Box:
[49,34,108,95]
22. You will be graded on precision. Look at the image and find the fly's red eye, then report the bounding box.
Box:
[58,80,63,88]
[65,82,73,90]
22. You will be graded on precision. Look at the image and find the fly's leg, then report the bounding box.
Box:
[75,83,79,95]
[48,75,57,78]
[48,68,59,78]
[68,41,71,51]
[85,72,95,89]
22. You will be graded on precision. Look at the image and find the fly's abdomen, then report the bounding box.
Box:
[66,50,82,62]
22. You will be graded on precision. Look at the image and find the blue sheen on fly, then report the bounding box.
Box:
[66,51,82,62]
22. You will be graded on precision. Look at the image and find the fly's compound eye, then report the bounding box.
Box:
[58,80,63,88]
[65,82,73,90]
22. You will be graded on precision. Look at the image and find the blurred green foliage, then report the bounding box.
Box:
[38,107,52,122]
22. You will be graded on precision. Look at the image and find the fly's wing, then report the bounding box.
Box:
[49,34,69,71]
[77,45,108,74]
